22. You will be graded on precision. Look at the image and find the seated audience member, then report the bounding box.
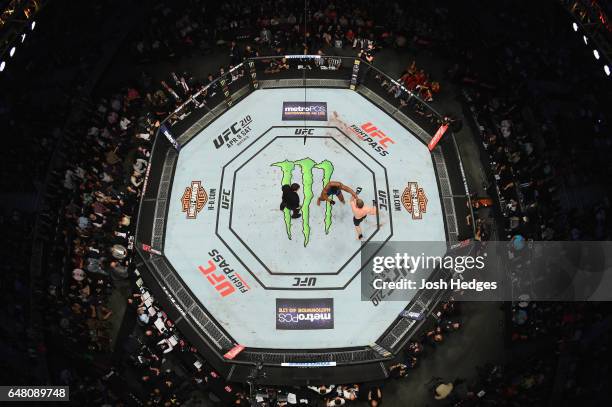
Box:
[326,396,346,406]
[368,386,383,407]
[389,363,408,379]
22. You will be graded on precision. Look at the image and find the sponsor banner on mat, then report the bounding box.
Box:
[181,181,208,219]
[213,114,253,150]
[347,122,395,156]
[401,182,428,220]
[272,158,335,247]
[198,249,251,298]
[276,298,334,330]
[282,101,328,121]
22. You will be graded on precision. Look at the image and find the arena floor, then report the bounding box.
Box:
[163,88,446,349]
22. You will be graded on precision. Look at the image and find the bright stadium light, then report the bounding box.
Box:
[21,33,26,43]
[605,65,611,76]
[572,22,578,31]
[31,21,36,30]
[583,35,588,45]
[9,46,16,57]
[0,61,5,72]
[593,49,600,60]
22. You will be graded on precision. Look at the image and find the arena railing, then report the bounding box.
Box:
[156,55,447,140]
[134,55,473,379]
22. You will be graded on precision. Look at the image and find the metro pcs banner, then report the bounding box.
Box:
[282,101,328,121]
[276,298,334,330]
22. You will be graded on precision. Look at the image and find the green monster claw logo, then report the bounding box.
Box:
[272,158,334,247]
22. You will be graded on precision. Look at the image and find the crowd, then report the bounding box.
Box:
[431,301,611,406]
[0,211,38,384]
[127,0,450,139]
[438,1,612,405]
[31,62,266,405]
[37,82,152,403]
[0,0,149,388]
[38,61,281,405]
[372,58,444,131]
[456,0,611,243]
[381,60,441,103]
[130,0,395,62]
[124,279,207,406]
[464,87,558,244]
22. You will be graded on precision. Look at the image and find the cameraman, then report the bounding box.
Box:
[358,43,376,85]
[359,43,376,64]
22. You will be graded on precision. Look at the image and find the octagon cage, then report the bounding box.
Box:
[134,55,474,385]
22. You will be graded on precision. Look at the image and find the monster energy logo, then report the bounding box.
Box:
[272,158,334,247]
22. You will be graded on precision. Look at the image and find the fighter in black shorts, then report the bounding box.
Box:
[350,197,377,240]
[317,181,356,206]
[353,215,366,226]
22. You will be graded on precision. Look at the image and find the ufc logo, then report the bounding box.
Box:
[361,122,395,148]
[198,261,235,297]
[377,190,388,211]
[221,189,231,210]
[213,122,241,149]
[292,277,317,287]
[295,128,315,136]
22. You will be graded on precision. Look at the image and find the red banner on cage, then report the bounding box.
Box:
[428,123,449,151]
[224,344,245,360]
[142,243,162,255]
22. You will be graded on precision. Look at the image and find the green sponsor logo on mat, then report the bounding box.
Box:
[272,158,334,247]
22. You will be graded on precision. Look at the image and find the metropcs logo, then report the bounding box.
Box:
[181,180,208,219]
[282,101,328,121]
[348,122,395,156]
[272,158,334,247]
[402,182,428,220]
[276,298,334,330]
[277,313,332,323]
